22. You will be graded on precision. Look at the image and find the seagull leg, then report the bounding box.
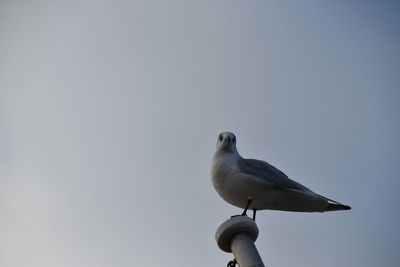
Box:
[230,198,253,218]
[241,198,253,216]
[252,208,257,221]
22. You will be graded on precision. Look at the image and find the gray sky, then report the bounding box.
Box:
[1,1,399,266]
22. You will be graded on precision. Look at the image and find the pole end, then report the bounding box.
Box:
[215,216,259,252]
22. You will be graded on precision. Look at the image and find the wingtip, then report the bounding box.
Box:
[326,203,352,211]
[343,205,351,210]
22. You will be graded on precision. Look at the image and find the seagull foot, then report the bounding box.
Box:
[230,214,247,218]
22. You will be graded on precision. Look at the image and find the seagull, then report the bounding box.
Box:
[211,132,351,220]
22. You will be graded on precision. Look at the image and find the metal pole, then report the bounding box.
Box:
[215,216,265,267]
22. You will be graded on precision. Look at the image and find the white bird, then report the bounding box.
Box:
[211,132,351,220]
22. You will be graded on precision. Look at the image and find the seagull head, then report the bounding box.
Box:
[216,132,237,153]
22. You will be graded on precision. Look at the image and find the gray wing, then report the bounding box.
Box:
[238,158,314,193]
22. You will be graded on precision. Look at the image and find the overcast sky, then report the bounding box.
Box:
[1,1,399,267]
